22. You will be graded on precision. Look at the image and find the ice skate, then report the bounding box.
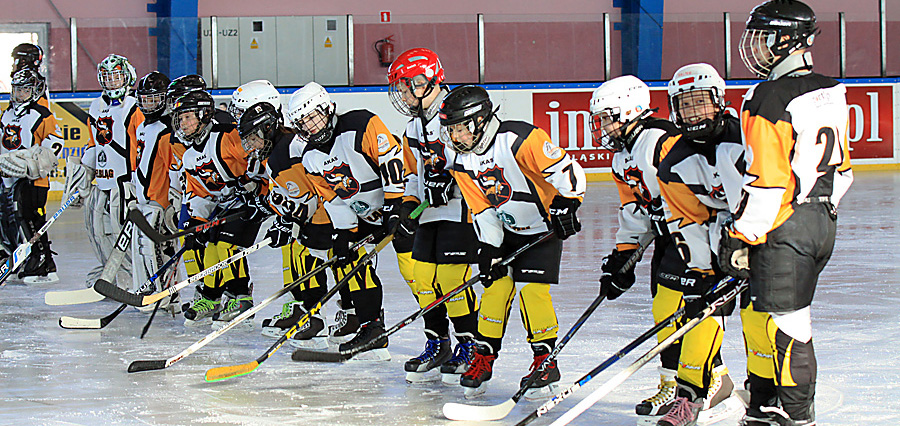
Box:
[182,287,221,327]
[520,342,561,401]
[404,330,451,383]
[212,292,254,329]
[460,343,496,399]
[287,308,328,350]
[636,367,678,418]
[19,249,58,285]
[698,365,742,424]
[440,333,476,385]
[338,319,390,362]
[739,405,816,426]
[262,300,310,337]
[657,386,703,426]
[328,307,359,344]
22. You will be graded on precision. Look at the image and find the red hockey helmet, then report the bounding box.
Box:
[387,48,444,117]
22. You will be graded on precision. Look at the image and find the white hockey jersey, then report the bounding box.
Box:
[451,120,585,247]
[82,96,143,191]
[133,117,174,208]
[0,102,63,188]
[302,110,408,230]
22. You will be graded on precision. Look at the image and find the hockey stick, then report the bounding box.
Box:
[126,232,379,374]
[139,244,191,338]
[128,209,246,243]
[96,238,271,307]
[202,202,428,381]
[44,287,106,306]
[0,190,79,287]
[291,231,557,363]
[442,232,654,421]
[524,277,747,426]
[58,245,190,330]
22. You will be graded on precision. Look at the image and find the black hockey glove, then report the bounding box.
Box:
[382,198,402,237]
[548,195,582,240]
[182,218,209,251]
[396,200,420,239]
[331,228,359,269]
[266,215,295,248]
[718,224,750,280]
[598,248,638,300]
[680,269,718,316]
[477,243,506,288]
[423,169,455,207]
[239,191,273,223]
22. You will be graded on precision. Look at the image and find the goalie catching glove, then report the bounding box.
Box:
[0,145,57,180]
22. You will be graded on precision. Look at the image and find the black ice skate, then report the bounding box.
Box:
[212,292,254,330]
[337,319,390,362]
[404,330,451,383]
[328,307,360,344]
[460,343,496,399]
[519,342,561,401]
[440,332,476,385]
[288,308,328,350]
[739,405,816,426]
[19,245,58,284]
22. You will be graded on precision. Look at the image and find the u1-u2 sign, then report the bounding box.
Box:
[532,84,894,173]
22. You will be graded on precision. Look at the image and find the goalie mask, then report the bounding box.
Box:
[11,43,43,77]
[740,0,818,79]
[439,85,498,155]
[172,90,215,148]
[667,63,727,142]
[97,54,137,103]
[589,75,652,152]
[229,80,281,122]
[387,48,445,117]
[239,102,280,160]
[286,82,336,147]
[10,69,42,116]
[136,71,171,122]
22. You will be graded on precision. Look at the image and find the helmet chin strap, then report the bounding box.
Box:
[472,114,501,155]
[768,51,813,80]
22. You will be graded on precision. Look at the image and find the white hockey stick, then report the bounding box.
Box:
[0,190,79,288]
[44,287,106,305]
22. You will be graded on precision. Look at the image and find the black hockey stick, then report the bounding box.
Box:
[442,232,654,421]
[291,231,558,363]
[127,209,246,244]
[202,202,429,381]
[519,277,747,426]
[126,233,379,374]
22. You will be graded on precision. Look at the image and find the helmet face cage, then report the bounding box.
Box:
[388,74,435,117]
[669,88,724,141]
[291,103,335,146]
[439,105,493,154]
[387,48,444,117]
[10,69,40,115]
[739,29,781,78]
[137,92,166,116]
[97,55,136,101]
[589,108,626,152]
[239,103,279,159]
[739,1,818,78]
[173,107,212,146]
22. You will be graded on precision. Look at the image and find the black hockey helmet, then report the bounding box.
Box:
[740,0,819,78]
[239,101,281,159]
[10,68,42,116]
[438,85,497,155]
[166,74,208,112]
[171,90,215,147]
[11,43,42,77]
[136,71,171,120]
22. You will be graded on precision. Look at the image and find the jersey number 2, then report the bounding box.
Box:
[815,127,843,173]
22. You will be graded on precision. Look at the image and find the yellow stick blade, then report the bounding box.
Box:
[205,361,259,382]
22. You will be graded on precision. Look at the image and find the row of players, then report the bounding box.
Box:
[0,1,851,425]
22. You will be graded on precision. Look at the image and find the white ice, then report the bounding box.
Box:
[0,171,897,425]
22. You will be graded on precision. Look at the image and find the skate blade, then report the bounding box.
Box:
[328,334,355,344]
[183,318,213,327]
[636,416,661,426]
[405,370,441,383]
[463,382,488,399]
[260,327,287,338]
[441,373,462,386]
[23,273,59,285]
[523,383,560,401]
[212,318,254,331]
[346,348,390,362]
[288,336,330,350]
[698,394,743,425]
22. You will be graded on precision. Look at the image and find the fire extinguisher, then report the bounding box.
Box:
[374,35,395,67]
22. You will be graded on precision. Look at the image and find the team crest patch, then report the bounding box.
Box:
[377,133,390,152]
[95,116,114,145]
[350,200,371,216]
[323,162,360,199]
[543,140,563,160]
[97,151,108,167]
[2,125,22,150]
[285,181,301,197]
[498,210,517,226]
[192,159,227,191]
[475,165,512,207]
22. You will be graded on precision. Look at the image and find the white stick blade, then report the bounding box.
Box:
[442,398,516,421]
[44,288,106,306]
[59,316,101,329]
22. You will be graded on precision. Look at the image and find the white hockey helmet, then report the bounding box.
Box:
[589,75,651,152]
[229,79,281,122]
[97,54,137,102]
[286,82,336,147]
[667,63,727,142]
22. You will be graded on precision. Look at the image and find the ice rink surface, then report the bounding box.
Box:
[0,171,897,425]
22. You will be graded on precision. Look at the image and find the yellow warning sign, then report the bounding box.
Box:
[324,37,333,48]
[250,38,259,49]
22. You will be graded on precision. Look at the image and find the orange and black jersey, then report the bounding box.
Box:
[302,110,409,230]
[262,131,320,225]
[657,115,745,273]
[83,96,144,191]
[450,120,585,247]
[0,101,62,188]
[182,120,266,221]
[733,72,853,244]
[611,119,680,251]
[134,117,175,208]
